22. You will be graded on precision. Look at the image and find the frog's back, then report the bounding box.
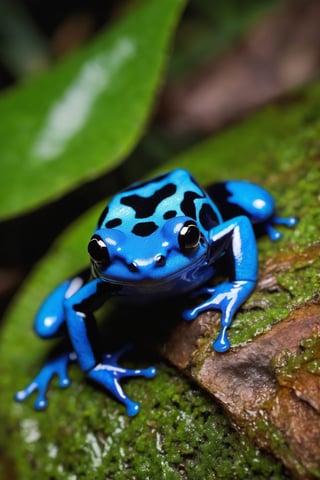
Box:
[96,169,222,236]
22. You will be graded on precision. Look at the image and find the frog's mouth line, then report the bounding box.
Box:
[91,254,210,290]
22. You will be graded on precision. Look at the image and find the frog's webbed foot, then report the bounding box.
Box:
[87,348,156,417]
[265,215,298,241]
[15,351,76,410]
[183,280,255,353]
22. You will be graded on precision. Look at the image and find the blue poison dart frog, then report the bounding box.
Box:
[15,169,297,416]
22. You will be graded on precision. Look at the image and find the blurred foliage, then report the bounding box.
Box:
[167,0,280,80]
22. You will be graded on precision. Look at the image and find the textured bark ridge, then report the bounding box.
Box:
[161,245,320,479]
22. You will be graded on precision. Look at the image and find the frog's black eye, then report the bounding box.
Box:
[88,235,110,266]
[178,221,201,253]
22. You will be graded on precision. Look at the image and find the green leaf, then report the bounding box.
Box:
[0,0,185,220]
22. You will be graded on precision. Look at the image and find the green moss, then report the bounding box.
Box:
[273,335,320,378]
[0,362,288,479]
[229,291,290,347]
[245,417,309,479]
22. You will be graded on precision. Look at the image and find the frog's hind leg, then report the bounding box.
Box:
[207,181,297,241]
[15,269,90,409]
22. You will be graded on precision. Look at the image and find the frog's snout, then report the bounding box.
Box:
[127,254,166,273]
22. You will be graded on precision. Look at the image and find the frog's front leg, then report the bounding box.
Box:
[65,280,156,416]
[183,216,258,352]
[15,271,91,409]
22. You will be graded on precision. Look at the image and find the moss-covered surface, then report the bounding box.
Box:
[229,244,320,348]
[274,334,320,379]
[0,360,290,479]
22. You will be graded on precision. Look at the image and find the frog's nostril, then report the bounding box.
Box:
[155,255,166,267]
[128,262,139,273]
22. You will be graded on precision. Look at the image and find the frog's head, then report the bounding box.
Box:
[87,216,209,288]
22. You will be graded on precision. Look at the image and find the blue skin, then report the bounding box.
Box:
[15,169,297,415]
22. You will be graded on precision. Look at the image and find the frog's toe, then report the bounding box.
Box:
[58,376,71,388]
[126,401,140,417]
[287,216,298,227]
[273,215,298,227]
[15,381,48,410]
[213,336,230,353]
[143,366,157,378]
[15,386,34,403]
[265,224,282,241]
[34,396,48,410]
[182,307,199,321]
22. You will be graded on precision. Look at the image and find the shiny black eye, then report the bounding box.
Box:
[178,221,201,253]
[88,235,110,266]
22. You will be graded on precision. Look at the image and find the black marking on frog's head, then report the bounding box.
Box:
[199,203,219,230]
[132,221,158,237]
[120,183,177,219]
[181,191,203,220]
[105,218,122,229]
[163,210,177,219]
